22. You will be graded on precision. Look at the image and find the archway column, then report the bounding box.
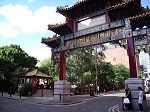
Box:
[126,36,147,110]
[59,50,66,80]
[54,50,70,102]
[127,36,137,78]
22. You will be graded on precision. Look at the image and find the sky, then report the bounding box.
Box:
[0,0,150,61]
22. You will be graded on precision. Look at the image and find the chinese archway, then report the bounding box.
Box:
[41,0,150,105]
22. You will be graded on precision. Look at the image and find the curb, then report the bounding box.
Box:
[0,96,21,101]
[37,100,84,105]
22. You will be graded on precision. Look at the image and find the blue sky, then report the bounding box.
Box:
[0,0,150,61]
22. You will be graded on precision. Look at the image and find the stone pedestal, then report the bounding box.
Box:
[125,78,147,111]
[54,80,70,102]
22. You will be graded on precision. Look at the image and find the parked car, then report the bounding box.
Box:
[70,85,80,95]
[145,85,150,94]
[146,80,150,87]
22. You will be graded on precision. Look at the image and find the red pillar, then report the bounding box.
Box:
[59,50,66,80]
[127,36,137,78]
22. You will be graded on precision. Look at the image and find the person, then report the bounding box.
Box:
[97,85,99,94]
[125,84,132,110]
[137,87,144,112]
[115,83,119,92]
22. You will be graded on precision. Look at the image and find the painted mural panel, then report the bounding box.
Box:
[78,15,106,31]
[134,36,148,46]
[63,27,126,51]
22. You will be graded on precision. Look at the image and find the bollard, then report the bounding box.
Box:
[60,94,61,102]
[122,97,125,110]
[41,87,43,97]
[2,90,3,96]
[31,90,32,97]
[28,92,31,97]
[20,91,21,99]
[104,89,106,93]
[9,88,12,97]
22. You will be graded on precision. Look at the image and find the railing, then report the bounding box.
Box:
[32,83,38,96]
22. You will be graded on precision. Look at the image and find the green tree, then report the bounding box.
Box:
[66,47,94,84]
[66,46,105,85]
[113,64,130,87]
[39,58,51,75]
[97,62,115,85]
[0,44,37,85]
[82,72,93,84]
[39,58,59,82]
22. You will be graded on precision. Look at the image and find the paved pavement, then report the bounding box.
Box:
[1,90,150,112]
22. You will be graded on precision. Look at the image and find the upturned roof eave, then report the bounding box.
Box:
[48,22,73,36]
[56,0,138,19]
[106,0,135,11]
[48,23,67,30]
[130,11,150,21]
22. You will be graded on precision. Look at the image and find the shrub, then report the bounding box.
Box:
[18,83,33,96]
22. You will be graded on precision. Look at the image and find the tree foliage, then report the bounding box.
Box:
[39,58,59,82]
[0,44,37,84]
[113,64,130,86]
[97,62,115,85]
[66,46,106,84]
[37,45,129,90]
[66,46,129,89]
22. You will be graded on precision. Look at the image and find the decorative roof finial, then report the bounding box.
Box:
[146,6,149,12]
[107,2,111,7]
[73,0,79,5]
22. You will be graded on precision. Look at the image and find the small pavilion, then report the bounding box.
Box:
[19,69,51,89]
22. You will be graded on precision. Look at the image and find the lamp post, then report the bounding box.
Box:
[113,56,122,64]
[95,46,98,95]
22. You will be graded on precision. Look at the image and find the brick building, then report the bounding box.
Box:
[103,46,129,68]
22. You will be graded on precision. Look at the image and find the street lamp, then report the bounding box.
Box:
[113,56,122,64]
[95,46,98,95]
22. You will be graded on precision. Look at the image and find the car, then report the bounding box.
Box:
[70,85,80,96]
[145,85,150,94]
[146,80,150,87]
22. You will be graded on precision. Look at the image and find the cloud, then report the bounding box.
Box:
[0,4,66,38]
[25,47,51,61]
[28,0,34,3]
[0,44,4,47]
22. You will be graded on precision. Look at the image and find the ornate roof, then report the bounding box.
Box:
[107,0,141,21]
[41,35,61,49]
[56,0,140,19]
[20,69,51,78]
[49,0,141,34]
[56,0,106,19]
[130,7,150,30]
[42,0,150,49]
[130,10,150,21]
[107,0,134,11]
[48,22,73,36]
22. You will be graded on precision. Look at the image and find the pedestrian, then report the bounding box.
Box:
[137,87,144,112]
[115,83,119,92]
[113,84,116,91]
[97,85,99,94]
[124,84,132,110]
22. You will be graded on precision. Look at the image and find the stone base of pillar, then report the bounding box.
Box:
[125,78,147,111]
[54,80,70,102]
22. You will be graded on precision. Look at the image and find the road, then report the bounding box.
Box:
[0,93,123,112]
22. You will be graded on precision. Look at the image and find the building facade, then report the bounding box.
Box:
[103,47,129,68]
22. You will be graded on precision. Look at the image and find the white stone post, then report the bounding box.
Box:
[125,78,147,110]
[54,80,70,102]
